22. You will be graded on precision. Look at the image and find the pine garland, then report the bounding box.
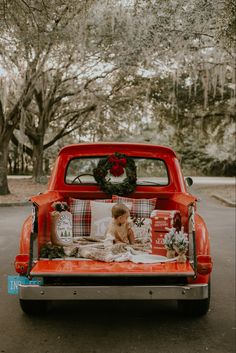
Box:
[40,243,65,259]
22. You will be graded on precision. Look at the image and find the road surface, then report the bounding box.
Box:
[0,190,235,353]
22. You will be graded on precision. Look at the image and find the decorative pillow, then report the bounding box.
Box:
[69,198,112,237]
[90,201,132,237]
[112,195,157,218]
[131,217,152,250]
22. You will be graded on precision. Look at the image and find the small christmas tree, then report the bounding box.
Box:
[173,227,189,262]
[164,227,189,261]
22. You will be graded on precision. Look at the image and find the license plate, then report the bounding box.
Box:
[8,275,43,295]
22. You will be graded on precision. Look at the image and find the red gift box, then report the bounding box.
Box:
[151,210,181,232]
[152,231,167,256]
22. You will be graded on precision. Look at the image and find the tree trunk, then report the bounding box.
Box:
[32,138,45,183]
[0,139,10,195]
[44,158,50,175]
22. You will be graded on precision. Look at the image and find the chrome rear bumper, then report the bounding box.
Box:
[19,284,208,301]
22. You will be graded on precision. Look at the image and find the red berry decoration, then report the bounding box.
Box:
[93,152,137,195]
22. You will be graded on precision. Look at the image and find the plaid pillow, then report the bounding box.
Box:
[69,198,112,237]
[112,195,157,218]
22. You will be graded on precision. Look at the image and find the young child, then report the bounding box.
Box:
[106,203,135,245]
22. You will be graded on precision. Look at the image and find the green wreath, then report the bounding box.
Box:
[93,152,137,195]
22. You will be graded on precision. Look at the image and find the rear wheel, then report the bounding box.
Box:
[178,281,211,316]
[19,299,50,315]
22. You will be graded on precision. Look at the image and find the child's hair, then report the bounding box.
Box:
[112,203,130,219]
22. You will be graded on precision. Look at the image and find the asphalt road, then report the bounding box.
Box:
[0,190,235,353]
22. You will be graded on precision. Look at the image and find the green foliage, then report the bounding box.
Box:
[178,144,236,176]
[40,243,65,259]
[52,201,68,212]
[1,0,235,187]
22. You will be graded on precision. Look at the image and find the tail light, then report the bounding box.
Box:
[197,255,213,275]
[15,254,29,275]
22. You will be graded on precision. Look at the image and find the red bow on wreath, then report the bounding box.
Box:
[108,155,127,177]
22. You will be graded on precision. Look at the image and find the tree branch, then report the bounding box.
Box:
[43,105,96,150]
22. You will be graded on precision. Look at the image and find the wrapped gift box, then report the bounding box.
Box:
[152,231,167,256]
[151,210,181,255]
[151,210,181,232]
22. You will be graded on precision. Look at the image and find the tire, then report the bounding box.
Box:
[19,299,50,315]
[177,281,211,316]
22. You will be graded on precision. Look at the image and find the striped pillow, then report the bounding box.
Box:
[69,198,112,237]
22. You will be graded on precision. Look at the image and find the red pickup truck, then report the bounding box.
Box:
[14,143,213,315]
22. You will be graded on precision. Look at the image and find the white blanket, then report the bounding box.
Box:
[64,236,176,264]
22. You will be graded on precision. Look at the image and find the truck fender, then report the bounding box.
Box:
[195,213,210,256]
[189,213,212,285]
[19,216,32,254]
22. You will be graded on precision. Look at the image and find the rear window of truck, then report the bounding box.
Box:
[65,157,169,186]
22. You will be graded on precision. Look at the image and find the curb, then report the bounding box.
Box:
[0,201,31,207]
[211,194,236,208]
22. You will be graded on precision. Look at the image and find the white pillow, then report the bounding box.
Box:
[90,201,132,237]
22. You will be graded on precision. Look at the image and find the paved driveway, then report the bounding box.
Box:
[0,190,235,353]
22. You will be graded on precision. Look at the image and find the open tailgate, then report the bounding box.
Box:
[30,259,195,277]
